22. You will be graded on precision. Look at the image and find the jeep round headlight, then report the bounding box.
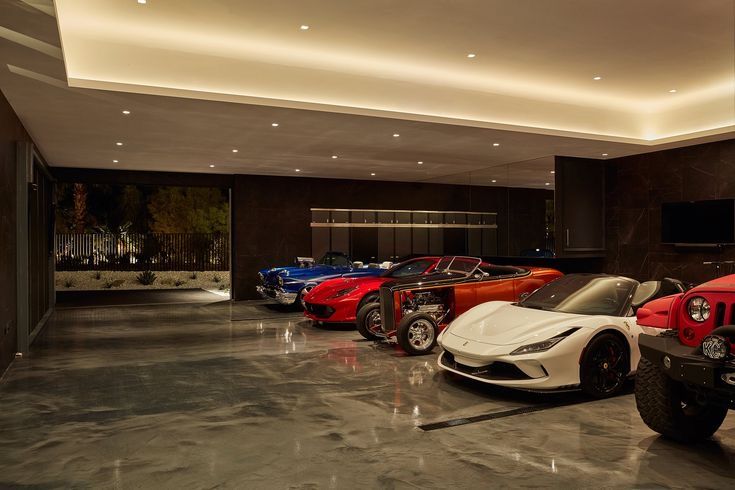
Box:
[687,296,710,322]
[701,335,729,360]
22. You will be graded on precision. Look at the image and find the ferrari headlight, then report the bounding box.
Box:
[509,328,580,356]
[328,286,358,299]
[687,296,710,322]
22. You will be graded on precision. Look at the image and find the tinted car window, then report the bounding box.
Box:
[384,259,435,278]
[520,275,637,316]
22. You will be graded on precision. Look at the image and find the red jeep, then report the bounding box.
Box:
[635,275,735,442]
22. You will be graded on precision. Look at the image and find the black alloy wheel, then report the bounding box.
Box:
[580,333,629,398]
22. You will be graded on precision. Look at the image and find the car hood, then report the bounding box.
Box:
[444,302,593,346]
[306,276,388,302]
[261,265,340,282]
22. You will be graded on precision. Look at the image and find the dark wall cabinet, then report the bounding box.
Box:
[555,156,605,256]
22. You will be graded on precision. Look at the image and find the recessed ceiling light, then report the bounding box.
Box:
[300,25,310,30]
[137,0,146,4]
[467,53,476,58]
[271,122,279,127]
[593,76,602,80]
[669,89,677,93]
[417,161,423,165]
[550,170,555,174]
[209,164,215,168]
[232,149,238,153]
[295,169,301,172]
[545,182,550,186]
[370,172,376,176]
[112,159,118,163]
[491,179,497,183]
[122,110,130,115]
[493,143,500,147]
[393,133,400,138]
[602,153,609,156]
[331,155,338,159]
[115,142,123,146]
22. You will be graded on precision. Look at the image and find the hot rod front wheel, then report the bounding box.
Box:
[397,313,439,355]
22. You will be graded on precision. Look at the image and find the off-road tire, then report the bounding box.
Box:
[356,303,382,341]
[635,357,728,443]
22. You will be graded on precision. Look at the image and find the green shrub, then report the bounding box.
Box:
[136,270,157,285]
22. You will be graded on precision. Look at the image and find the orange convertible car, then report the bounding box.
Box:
[355,256,563,355]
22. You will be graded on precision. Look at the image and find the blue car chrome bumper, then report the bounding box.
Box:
[256,285,298,305]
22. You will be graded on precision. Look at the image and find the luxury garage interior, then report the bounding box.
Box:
[1,0,735,488]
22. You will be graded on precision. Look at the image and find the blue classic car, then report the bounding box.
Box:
[257,252,390,306]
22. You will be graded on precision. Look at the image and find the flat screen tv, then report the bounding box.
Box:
[661,199,735,245]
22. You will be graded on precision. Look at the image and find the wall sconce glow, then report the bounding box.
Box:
[122,110,130,115]
[137,0,147,4]
[669,89,677,93]
[300,25,310,30]
[417,161,423,164]
[466,53,476,58]
[112,159,118,163]
[550,170,555,174]
[331,155,338,159]
[271,122,279,127]
[392,133,400,137]
[232,149,238,153]
[491,179,497,183]
[115,142,123,146]
[209,164,215,168]
[370,172,376,176]
[295,168,301,172]
[545,182,550,186]
[493,143,500,147]
[593,76,602,80]
[602,153,608,156]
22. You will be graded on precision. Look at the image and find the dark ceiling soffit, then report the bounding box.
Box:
[51,167,234,188]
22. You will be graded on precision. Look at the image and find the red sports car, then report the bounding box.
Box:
[303,257,441,323]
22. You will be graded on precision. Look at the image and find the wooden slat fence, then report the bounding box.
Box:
[55,233,229,271]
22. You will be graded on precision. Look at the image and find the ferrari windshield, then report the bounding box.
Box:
[433,256,482,275]
[383,258,436,278]
[519,275,637,316]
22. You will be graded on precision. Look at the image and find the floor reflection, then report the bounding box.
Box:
[0,299,733,487]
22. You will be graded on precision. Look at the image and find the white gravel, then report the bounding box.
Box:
[55,271,231,293]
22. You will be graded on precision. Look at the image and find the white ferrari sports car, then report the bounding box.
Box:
[437,274,686,398]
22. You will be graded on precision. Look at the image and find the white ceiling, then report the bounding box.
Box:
[0,0,733,189]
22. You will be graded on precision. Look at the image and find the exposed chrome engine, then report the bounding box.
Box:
[401,290,450,323]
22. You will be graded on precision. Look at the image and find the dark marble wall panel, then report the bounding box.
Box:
[605,139,735,284]
[232,174,551,299]
[0,90,27,374]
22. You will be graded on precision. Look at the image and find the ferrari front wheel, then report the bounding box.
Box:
[580,333,629,398]
[356,303,383,341]
[397,313,438,356]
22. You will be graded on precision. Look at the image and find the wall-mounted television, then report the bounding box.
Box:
[661,199,735,245]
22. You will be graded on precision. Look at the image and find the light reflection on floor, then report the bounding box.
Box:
[0,299,733,488]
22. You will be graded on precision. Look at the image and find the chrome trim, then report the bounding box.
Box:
[310,223,498,229]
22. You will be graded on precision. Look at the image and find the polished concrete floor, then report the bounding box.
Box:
[1,299,735,489]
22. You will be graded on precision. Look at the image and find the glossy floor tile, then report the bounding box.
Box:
[1,299,734,488]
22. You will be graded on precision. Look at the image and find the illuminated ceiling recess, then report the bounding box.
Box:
[55,0,735,145]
